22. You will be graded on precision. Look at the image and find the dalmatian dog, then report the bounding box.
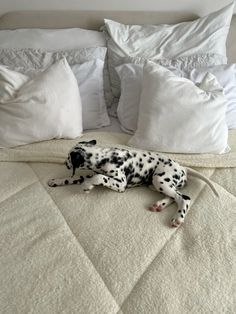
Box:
[48,140,218,227]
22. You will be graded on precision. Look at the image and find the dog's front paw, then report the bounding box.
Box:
[48,179,58,187]
[81,181,94,193]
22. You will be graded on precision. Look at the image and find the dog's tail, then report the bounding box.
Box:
[186,167,219,197]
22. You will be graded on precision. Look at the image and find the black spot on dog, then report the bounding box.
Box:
[173,174,180,180]
[158,172,165,177]
[182,194,190,200]
[65,180,69,185]
[96,158,110,169]
[164,178,170,182]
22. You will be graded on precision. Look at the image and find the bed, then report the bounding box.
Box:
[0,9,235,314]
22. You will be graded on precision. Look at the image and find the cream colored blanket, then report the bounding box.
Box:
[0,131,235,313]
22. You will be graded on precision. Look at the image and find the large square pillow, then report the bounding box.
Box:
[104,2,234,101]
[128,61,229,154]
[0,58,82,148]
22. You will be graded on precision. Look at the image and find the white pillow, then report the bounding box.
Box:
[0,30,112,107]
[116,63,184,133]
[0,58,82,148]
[0,48,110,130]
[117,63,236,132]
[128,61,229,154]
[116,63,143,133]
[188,65,236,129]
[0,28,106,51]
[71,59,110,129]
[104,2,234,99]
[0,65,29,102]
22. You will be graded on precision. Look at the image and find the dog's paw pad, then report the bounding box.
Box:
[171,217,184,228]
[147,204,163,212]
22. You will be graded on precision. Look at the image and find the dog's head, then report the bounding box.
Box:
[65,140,97,175]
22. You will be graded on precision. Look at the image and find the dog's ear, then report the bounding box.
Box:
[78,140,97,146]
[70,151,85,169]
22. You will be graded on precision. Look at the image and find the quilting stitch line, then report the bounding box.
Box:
[28,163,122,313]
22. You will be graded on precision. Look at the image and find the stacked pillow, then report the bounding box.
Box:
[0,4,235,154]
[104,2,234,101]
[116,63,236,133]
[0,27,111,148]
[0,48,110,130]
[104,2,235,154]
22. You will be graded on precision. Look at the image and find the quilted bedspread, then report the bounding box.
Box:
[0,131,235,314]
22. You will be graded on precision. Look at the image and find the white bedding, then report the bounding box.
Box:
[88,116,123,133]
[0,130,235,313]
[0,7,235,313]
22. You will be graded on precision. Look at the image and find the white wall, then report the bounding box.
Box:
[0,0,235,16]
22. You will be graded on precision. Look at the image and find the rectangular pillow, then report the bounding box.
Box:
[0,28,106,50]
[0,58,82,148]
[0,48,110,130]
[116,63,143,133]
[104,2,234,102]
[128,61,229,154]
[71,59,110,129]
[0,27,113,107]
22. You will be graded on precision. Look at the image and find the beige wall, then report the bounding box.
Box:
[0,0,235,15]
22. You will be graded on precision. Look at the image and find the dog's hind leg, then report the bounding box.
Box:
[148,197,174,212]
[151,174,191,227]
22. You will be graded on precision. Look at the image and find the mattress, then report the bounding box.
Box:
[0,130,235,313]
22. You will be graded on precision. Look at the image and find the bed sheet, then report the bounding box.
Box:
[0,130,235,313]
